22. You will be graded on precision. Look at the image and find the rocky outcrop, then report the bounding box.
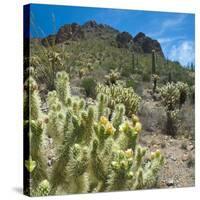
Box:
[116,32,133,48]
[41,35,56,46]
[133,32,164,57]
[115,31,164,56]
[55,23,84,43]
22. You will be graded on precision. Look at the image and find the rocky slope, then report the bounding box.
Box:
[33,20,164,57]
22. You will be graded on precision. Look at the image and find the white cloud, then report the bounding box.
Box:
[149,15,186,37]
[158,36,185,44]
[168,41,195,66]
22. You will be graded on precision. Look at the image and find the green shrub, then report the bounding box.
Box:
[81,77,97,98]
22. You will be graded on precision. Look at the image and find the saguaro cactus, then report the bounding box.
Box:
[132,52,135,73]
[152,50,156,74]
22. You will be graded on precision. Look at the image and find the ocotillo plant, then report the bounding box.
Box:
[151,50,159,93]
[25,70,164,196]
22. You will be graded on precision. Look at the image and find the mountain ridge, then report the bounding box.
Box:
[32,20,164,57]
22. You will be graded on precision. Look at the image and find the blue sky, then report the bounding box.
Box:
[28,4,195,66]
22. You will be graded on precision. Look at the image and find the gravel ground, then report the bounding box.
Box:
[139,130,195,188]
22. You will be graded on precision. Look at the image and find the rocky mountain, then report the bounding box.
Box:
[36,20,164,57]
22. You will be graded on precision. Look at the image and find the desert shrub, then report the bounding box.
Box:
[189,85,195,105]
[81,77,97,98]
[24,70,164,196]
[187,156,195,168]
[138,101,165,132]
[30,47,66,90]
[178,104,195,139]
[142,72,151,82]
[96,83,141,117]
[126,74,142,93]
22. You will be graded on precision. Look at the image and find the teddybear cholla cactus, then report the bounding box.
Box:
[160,81,190,135]
[25,70,164,196]
[96,83,141,117]
[176,81,189,109]
[159,82,180,135]
[105,69,120,85]
[24,68,47,195]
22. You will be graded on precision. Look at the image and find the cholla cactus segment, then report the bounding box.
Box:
[29,56,41,67]
[55,71,70,103]
[97,93,109,119]
[24,76,41,120]
[79,68,88,79]
[37,180,51,196]
[125,149,134,158]
[96,83,141,117]
[47,90,59,110]
[134,169,144,189]
[143,150,164,188]
[152,74,160,82]
[111,104,125,136]
[132,114,139,125]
